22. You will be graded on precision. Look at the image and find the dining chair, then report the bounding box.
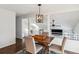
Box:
[24,35,43,54]
[49,37,67,54]
[42,32,49,40]
[48,37,54,46]
[42,32,48,36]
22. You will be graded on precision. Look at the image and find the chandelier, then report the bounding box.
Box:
[36,4,43,23]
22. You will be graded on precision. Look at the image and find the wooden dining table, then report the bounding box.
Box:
[32,35,54,53]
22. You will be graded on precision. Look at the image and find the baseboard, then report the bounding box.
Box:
[16,38,22,40]
[0,40,16,48]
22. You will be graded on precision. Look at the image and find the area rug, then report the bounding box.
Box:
[16,50,56,54]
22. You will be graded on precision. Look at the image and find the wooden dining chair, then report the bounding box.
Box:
[49,37,67,54]
[24,35,43,54]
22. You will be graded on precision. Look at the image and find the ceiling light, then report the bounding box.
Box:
[36,4,43,23]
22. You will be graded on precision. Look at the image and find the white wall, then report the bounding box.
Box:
[50,11,79,30]
[0,9,16,48]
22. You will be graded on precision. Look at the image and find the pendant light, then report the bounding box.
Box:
[36,4,43,23]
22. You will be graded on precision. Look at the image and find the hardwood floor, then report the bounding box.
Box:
[0,44,16,54]
[0,38,22,54]
[16,38,22,52]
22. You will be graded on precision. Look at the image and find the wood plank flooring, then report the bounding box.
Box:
[0,38,22,54]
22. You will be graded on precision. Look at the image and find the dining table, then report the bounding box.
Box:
[32,35,54,53]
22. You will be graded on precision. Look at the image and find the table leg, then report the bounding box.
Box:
[44,46,49,54]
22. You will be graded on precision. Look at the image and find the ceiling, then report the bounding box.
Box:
[0,4,79,16]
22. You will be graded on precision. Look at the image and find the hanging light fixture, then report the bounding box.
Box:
[36,4,43,23]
